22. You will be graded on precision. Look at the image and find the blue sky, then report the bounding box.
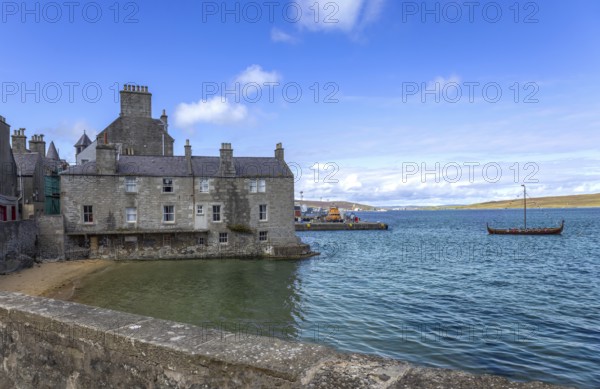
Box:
[1,0,599,206]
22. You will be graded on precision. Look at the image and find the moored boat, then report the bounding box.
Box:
[487,185,564,235]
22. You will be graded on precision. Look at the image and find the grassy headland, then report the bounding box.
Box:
[441,193,600,210]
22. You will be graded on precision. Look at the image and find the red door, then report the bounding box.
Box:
[11,206,16,221]
[0,206,6,221]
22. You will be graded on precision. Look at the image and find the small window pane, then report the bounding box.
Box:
[196,205,204,215]
[163,205,175,222]
[163,178,174,193]
[249,180,258,193]
[258,179,266,192]
[259,231,268,241]
[83,205,93,223]
[212,205,221,222]
[259,204,268,221]
[126,207,137,223]
[199,179,209,193]
[125,177,137,193]
[219,232,228,243]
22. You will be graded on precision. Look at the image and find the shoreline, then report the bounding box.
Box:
[0,259,114,300]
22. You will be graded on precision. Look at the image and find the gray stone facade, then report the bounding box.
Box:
[61,142,310,259]
[76,85,174,163]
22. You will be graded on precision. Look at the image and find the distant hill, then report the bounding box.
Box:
[445,193,600,210]
[295,200,378,211]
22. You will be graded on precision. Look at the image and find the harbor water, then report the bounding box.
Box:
[70,209,600,388]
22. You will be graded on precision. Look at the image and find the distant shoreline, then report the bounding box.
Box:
[301,193,600,211]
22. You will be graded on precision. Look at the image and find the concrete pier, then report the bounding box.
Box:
[295,222,389,231]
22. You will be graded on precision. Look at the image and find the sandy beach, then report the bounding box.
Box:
[0,259,114,300]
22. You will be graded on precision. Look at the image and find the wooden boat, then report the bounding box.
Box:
[487,185,564,235]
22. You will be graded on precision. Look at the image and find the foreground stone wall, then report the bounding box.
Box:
[0,221,37,273]
[0,292,565,388]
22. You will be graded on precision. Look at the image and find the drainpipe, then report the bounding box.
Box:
[17,168,23,220]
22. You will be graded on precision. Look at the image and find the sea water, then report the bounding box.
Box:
[71,209,600,388]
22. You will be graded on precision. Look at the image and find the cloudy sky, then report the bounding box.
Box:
[1,0,599,206]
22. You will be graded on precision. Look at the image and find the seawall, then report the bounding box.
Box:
[0,292,566,388]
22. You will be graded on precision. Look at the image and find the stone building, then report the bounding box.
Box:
[61,141,310,259]
[11,129,67,218]
[75,85,174,164]
[0,115,18,221]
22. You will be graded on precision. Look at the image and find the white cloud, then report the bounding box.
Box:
[235,65,281,85]
[271,28,297,44]
[174,97,248,127]
[341,173,363,191]
[427,75,462,89]
[295,0,385,33]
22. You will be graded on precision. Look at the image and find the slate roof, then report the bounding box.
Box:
[46,141,60,160]
[61,156,293,178]
[14,153,42,176]
[74,132,92,147]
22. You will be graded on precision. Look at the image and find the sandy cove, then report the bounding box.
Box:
[0,259,114,300]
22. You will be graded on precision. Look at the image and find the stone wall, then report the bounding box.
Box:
[36,215,65,260]
[0,292,565,389]
[0,221,37,273]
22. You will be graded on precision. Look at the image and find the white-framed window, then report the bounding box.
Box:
[163,178,174,193]
[199,179,210,193]
[259,231,268,242]
[163,205,175,223]
[196,205,204,215]
[259,204,268,221]
[219,232,228,244]
[248,179,267,193]
[125,177,137,193]
[126,207,137,223]
[83,205,93,224]
[212,205,221,222]
[249,179,258,193]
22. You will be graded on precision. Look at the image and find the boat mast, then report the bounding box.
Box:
[522,184,527,229]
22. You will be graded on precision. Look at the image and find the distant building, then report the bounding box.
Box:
[75,85,174,164]
[11,129,68,218]
[0,115,18,221]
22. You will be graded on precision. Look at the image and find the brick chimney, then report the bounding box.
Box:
[11,128,27,154]
[29,134,46,156]
[219,143,236,177]
[120,84,152,118]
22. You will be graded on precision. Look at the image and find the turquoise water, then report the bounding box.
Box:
[71,209,600,388]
